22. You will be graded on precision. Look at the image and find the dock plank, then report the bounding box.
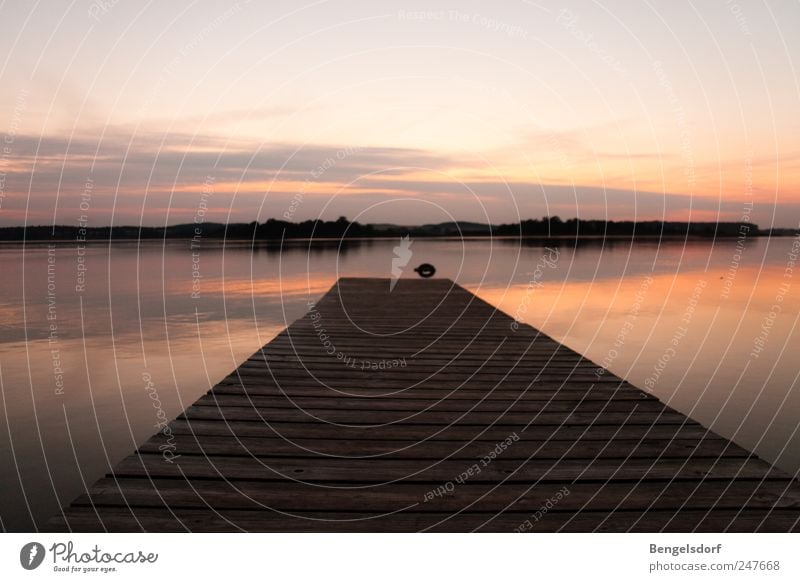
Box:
[49,277,800,532]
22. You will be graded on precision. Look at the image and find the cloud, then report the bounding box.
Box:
[2,128,797,228]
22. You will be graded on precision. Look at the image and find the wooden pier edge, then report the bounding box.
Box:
[48,277,800,532]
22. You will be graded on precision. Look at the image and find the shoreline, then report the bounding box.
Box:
[0,232,793,245]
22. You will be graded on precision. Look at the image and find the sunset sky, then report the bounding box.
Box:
[1,0,799,227]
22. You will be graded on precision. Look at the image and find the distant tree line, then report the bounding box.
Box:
[493,217,756,237]
[0,217,376,241]
[0,216,763,241]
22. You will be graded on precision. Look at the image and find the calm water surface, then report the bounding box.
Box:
[1,237,799,530]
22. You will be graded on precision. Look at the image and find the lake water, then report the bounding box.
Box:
[1,236,799,531]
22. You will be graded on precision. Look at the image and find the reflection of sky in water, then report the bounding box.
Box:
[0,236,798,530]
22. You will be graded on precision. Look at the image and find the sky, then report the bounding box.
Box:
[1,0,799,227]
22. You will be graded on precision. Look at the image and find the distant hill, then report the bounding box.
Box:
[416,221,493,235]
[763,227,799,237]
[368,221,492,235]
[0,217,764,242]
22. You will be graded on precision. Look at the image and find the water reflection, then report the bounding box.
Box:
[0,236,797,530]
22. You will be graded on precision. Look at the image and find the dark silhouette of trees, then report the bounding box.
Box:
[0,216,759,241]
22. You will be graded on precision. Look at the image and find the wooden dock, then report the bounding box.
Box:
[50,278,800,532]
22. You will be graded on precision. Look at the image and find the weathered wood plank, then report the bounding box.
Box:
[217,378,644,391]
[178,405,693,425]
[49,507,800,533]
[138,434,749,460]
[211,384,657,400]
[111,454,784,482]
[73,478,800,513]
[50,277,800,532]
[191,394,671,412]
[166,419,716,440]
